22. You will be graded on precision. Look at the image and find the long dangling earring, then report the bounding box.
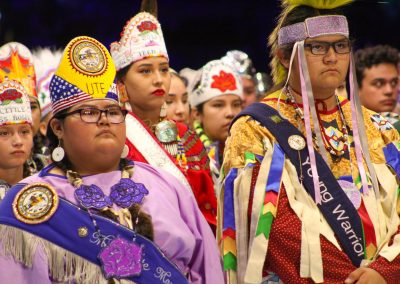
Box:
[52,139,65,162]
[160,102,167,119]
[121,144,129,159]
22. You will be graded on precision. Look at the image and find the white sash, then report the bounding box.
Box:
[125,113,193,193]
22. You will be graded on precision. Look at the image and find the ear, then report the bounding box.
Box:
[191,107,202,123]
[276,49,290,69]
[49,118,64,139]
[39,121,47,137]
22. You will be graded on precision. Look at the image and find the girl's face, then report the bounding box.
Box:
[199,94,242,143]
[0,124,33,170]
[166,75,190,123]
[122,57,171,112]
[51,99,126,165]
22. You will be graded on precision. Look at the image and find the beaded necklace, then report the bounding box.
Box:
[66,165,149,211]
[65,165,150,279]
[286,87,350,158]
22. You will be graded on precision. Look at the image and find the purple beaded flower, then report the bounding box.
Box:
[98,237,142,279]
[74,184,112,210]
[110,178,149,208]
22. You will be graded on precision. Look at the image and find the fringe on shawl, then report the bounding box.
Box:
[0,225,111,283]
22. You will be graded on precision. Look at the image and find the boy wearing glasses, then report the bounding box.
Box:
[218,1,400,283]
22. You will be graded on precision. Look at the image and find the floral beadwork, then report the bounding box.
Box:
[211,70,237,92]
[98,237,143,279]
[75,184,113,210]
[110,178,149,208]
[137,21,158,34]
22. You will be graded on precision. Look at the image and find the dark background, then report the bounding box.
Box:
[0,0,399,74]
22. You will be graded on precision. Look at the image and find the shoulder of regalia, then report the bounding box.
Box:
[362,107,399,145]
[224,114,276,171]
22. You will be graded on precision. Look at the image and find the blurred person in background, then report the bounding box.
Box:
[0,79,33,201]
[355,44,400,132]
[191,59,243,189]
[222,50,257,108]
[165,69,190,124]
[254,71,273,100]
[179,67,203,128]
[0,42,44,174]
[32,48,62,153]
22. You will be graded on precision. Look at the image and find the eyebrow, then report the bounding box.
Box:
[372,77,399,81]
[138,62,169,68]
[168,92,188,97]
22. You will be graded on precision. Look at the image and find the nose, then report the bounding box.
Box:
[175,101,184,115]
[98,111,110,125]
[323,46,338,64]
[153,71,163,86]
[225,105,235,119]
[12,133,23,147]
[383,82,397,96]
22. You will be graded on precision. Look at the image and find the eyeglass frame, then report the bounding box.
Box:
[304,39,352,55]
[58,107,128,124]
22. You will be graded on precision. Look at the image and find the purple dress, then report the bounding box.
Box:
[0,162,224,283]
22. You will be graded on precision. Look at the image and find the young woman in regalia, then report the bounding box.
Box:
[0,36,223,283]
[218,0,400,283]
[110,0,217,228]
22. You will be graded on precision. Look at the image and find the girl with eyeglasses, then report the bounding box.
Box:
[218,0,400,283]
[0,36,223,283]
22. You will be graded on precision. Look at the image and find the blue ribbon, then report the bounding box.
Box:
[265,144,285,194]
[223,168,238,232]
[0,183,188,283]
[383,142,400,177]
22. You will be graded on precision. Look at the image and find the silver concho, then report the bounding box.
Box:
[154,121,178,143]
[13,183,59,224]
[288,135,306,150]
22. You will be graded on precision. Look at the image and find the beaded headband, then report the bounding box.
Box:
[0,79,32,126]
[278,15,349,46]
[50,36,118,115]
[191,60,243,108]
[0,42,37,101]
[110,12,168,71]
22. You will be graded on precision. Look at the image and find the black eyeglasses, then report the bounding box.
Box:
[60,107,128,124]
[304,40,351,55]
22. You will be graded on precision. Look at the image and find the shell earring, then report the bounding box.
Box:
[52,139,65,162]
[121,144,129,159]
